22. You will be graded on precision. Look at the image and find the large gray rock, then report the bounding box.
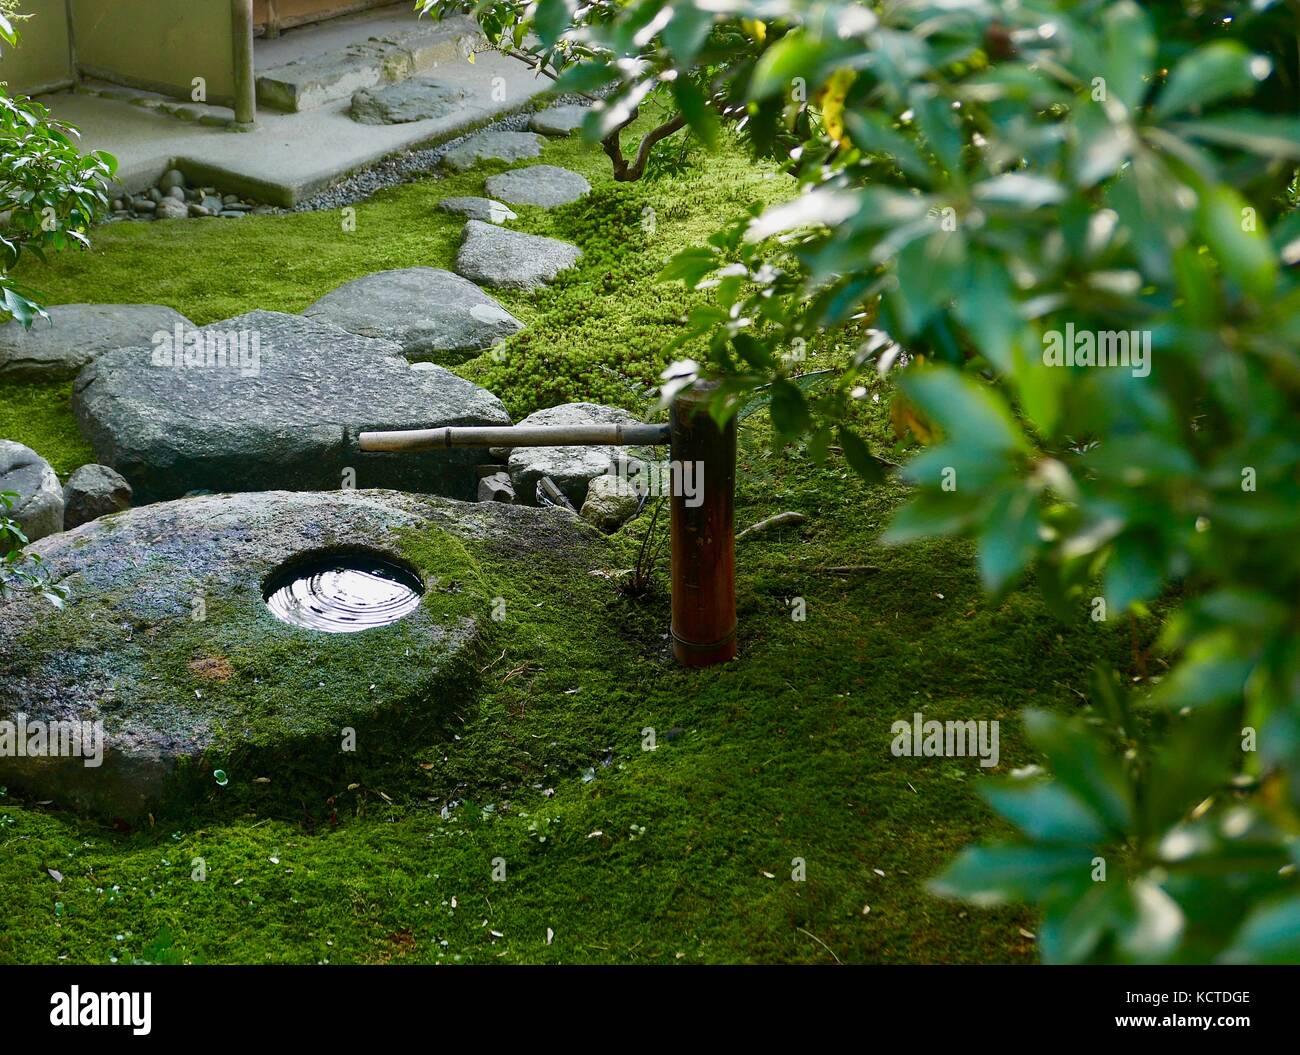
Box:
[0,489,612,818]
[302,267,523,363]
[62,463,133,530]
[0,440,63,543]
[440,130,544,172]
[350,77,468,124]
[437,196,517,224]
[71,310,511,502]
[529,104,588,136]
[484,164,591,208]
[504,403,650,509]
[0,303,192,382]
[455,219,581,290]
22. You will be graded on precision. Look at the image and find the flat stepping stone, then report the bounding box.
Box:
[0,440,63,542]
[485,164,591,208]
[529,104,589,136]
[0,303,192,382]
[455,219,581,290]
[0,489,613,819]
[503,403,651,509]
[72,310,510,503]
[350,78,468,125]
[440,130,545,172]
[302,267,522,363]
[438,196,517,224]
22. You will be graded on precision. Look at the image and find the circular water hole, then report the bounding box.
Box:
[263,550,424,633]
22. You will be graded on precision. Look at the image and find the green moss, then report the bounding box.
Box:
[0,119,1137,964]
[0,380,94,478]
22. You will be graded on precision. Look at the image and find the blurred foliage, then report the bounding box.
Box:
[420,0,1300,962]
[0,12,115,325]
[0,490,62,606]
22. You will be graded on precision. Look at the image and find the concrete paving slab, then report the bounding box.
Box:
[38,50,550,206]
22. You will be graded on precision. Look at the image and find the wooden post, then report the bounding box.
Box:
[231,0,257,125]
[669,381,737,667]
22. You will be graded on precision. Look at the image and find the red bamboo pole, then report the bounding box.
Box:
[669,381,737,667]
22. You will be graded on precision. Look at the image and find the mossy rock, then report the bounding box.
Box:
[0,489,612,820]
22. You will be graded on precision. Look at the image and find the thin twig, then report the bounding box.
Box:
[796,926,842,965]
[737,511,806,541]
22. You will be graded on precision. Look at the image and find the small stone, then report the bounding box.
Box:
[437,196,517,224]
[155,197,188,220]
[159,169,185,192]
[0,440,63,543]
[580,474,642,533]
[63,464,133,530]
[147,187,163,203]
[477,472,515,504]
[201,196,223,213]
[111,198,124,211]
[165,186,185,201]
[221,202,253,212]
[218,210,246,219]
[187,203,211,218]
[529,104,588,137]
[223,193,239,205]
[132,198,156,213]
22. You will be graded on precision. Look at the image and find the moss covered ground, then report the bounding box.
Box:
[0,113,1133,964]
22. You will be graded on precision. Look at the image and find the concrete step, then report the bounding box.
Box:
[255,15,483,113]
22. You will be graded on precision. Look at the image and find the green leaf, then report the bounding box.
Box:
[837,428,886,484]
[1022,710,1133,834]
[842,110,935,181]
[748,30,822,101]
[978,487,1038,592]
[1104,533,1163,612]
[661,6,713,65]
[928,844,1093,906]
[554,62,620,96]
[1195,184,1277,299]
[1099,1,1155,111]
[900,367,1027,455]
[971,173,1065,208]
[1155,42,1272,120]
[882,490,977,544]
[767,379,811,436]
[670,77,719,150]
[1221,896,1300,964]
[909,85,963,179]
[982,779,1112,845]
[1175,114,1300,160]
[533,0,574,50]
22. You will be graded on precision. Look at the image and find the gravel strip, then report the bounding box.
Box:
[289,94,593,214]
